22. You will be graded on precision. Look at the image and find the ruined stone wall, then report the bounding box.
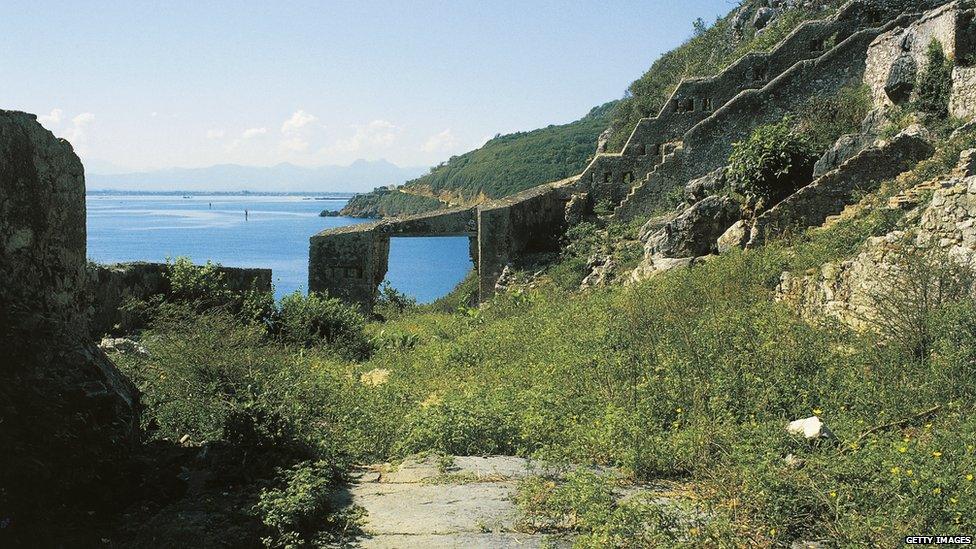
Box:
[865,3,967,109]
[747,125,935,246]
[309,183,570,310]
[309,224,390,310]
[775,145,976,329]
[88,261,272,337]
[309,206,477,310]
[477,183,570,300]
[576,0,908,209]
[615,14,915,220]
[0,110,139,533]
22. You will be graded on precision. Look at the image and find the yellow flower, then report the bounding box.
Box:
[906,469,914,477]
[966,474,974,482]
[813,408,823,415]
[951,498,958,505]
[829,491,837,498]
[899,447,907,453]
[890,466,900,475]
[676,407,683,414]
[933,487,942,495]
[933,451,943,458]
[769,528,777,536]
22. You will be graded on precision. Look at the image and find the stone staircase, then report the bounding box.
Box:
[886,179,949,209]
[610,6,928,221]
[613,143,683,217]
[820,202,864,229]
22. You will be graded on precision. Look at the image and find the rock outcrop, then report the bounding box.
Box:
[776,152,976,329]
[0,110,139,538]
[747,125,935,248]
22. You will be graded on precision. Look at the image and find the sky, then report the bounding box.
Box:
[1,0,735,174]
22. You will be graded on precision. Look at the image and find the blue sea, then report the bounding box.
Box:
[86,193,474,303]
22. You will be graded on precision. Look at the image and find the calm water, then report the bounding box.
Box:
[86,194,474,303]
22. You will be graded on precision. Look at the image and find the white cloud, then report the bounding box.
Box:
[225,127,269,152]
[242,127,268,139]
[281,109,317,134]
[62,113,96,152]
[331,119,401,153]
[421,129,458,153]
[281,137,310,152]
[206,129,226,140]
[38,108,63,127]
[35,109,95,153]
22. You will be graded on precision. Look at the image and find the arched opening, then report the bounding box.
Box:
[382,235,475,304]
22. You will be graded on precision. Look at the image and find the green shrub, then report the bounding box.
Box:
[163,256,277,327]
[915,39,953,119]
[393,391,522,457]
[374,281,417,320]
[863,247,974,359]
[795,84,873,151]
[166,256,233,307]
[255,460,354,547]
[277,291,369,358]
[727,119,818,213]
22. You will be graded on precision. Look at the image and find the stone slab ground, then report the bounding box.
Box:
[331,455,568,548]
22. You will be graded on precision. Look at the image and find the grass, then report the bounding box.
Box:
[108,121,976,545]
[117,230,976,545]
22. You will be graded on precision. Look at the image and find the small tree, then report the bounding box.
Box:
[915,39,953,119]
[277,291,369,358]
[727,119,818,214]
[864,246,973,359]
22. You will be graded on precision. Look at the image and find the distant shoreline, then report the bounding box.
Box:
[86,189,357,197]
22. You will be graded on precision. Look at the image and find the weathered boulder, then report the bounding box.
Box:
[0,110,139,538]
[884,53,917,104]
[647,195,742,258]
[564,192,590,225]
[684,168,727,205]
[753,7,779,30]
[717,220,751,253]
[813,133,869,179]
[580,254,615,288]
[749,125,935,247]
[596,128,612,154]
[99,337,150,358]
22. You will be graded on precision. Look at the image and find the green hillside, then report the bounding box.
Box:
[340,101,615,217]
[606,0,848,151]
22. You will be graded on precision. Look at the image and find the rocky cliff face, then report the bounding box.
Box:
[777,151,976,329]
[0,110,139,541]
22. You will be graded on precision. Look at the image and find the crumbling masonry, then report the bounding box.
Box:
[311,0,962,311]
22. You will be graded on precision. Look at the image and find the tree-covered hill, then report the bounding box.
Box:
[340,102,615,217]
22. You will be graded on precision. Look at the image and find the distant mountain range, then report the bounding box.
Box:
[86,159,428,193]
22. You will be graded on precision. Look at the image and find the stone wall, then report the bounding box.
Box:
[747,125,935,246]
[0,110,139,533]
[309,206,478,310]
[309,183,571,310]
[776,154,976,329]
[864,2,972,110]
[477,182,571,300]
[577,0,921,209]
[88,261,273,337]
[615,12,918,220]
